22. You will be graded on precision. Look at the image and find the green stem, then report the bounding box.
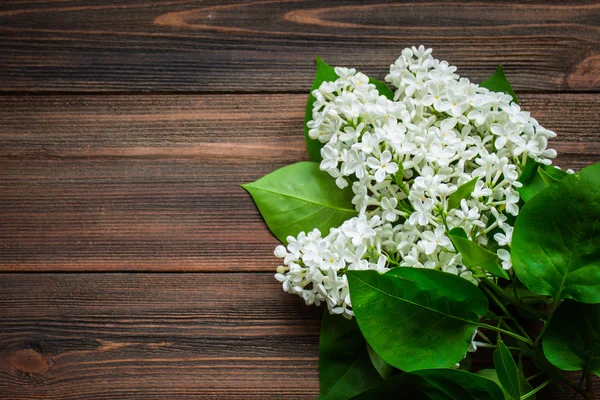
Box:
[521,379,551,400]
[440,212,458,252]
[471,343,521,351]
[534,294,561,346]
[476,330,493,345]
[478,323,533,345]
[480,283,532,341]
[480,277,546,320]
[526,371,545,382]
[573,373,586,400]
[399,182,409,196]
[586,372,594,400]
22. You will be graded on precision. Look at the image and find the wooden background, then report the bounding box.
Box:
[0,1,598,398]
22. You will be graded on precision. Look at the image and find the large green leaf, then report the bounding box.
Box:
[476,370,511,400]
[449,228,509,279]
[351,369,505,400]
[366,343,395,380]
[305,57,339,162]
[517,158,568,202]
[493,341,520,399]
[448,177,478,210]
[478,367,533,400]
[479,65,518,104]
[347,268,488,371]
[542,300,600,377]
[512,162,600,303]
[242,162,357,243]
[319,310,382,400]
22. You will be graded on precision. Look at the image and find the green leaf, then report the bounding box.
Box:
[369,77,395,100]
[366,343,395,380]
[517,357,535,400]
[449,227,469,239]
[518,157,539,183]
[458,353,472,371]
[517,158,568,202]
[242,162,357,243]
[393,162,410,196]
[347,268,488,371]
[493,341,520,399]
[448,177,478,210]
[542,300,600,377]
[351,369,505,400]
[512,162,600,303]
[449,228,509,279]
[517,159,547,203]
[540,165,568,182]
[305,57,339,161]
[319,310,382,400]
[479,65,519,104]
[477,369,511,400]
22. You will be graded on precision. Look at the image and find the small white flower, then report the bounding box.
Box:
[420,225,451,255]
[454,200,484,229]
[320,145,339,171]
[472,180,493,198]
[274,245,288,258]
[340,123,364,142]
[408,197,434,226]
[344,245,369,270]
[352,131,380,154]
[490,123,517,149]
[504,189,520,216]
[342,216,377,246]
[372,254,389,272]
[494,226,513,247]
[366,150,399,182]
[380,197,400,222]
[498,249,512,270]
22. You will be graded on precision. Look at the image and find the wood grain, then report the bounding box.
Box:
[0,0,598,92]
[1,3,599,397]
[0,273,321,399]
[0,274,596,399]
[0,93,598,272]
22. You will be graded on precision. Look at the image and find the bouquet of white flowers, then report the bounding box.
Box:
[243,46,599,400]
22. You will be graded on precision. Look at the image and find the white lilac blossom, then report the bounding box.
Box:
[274,46,558,319]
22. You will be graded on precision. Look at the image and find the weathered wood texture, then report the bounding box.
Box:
[0,273,321,399]
[0,274,596,399]
[0,1,599,398]
[0,0,599,92]
[0,94,598,271]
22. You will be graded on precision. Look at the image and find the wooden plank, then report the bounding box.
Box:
[0,273,596,399]
[0,94,307,272]
[0,273,321,399]
[0,93,598,272]
[0,0,598,92]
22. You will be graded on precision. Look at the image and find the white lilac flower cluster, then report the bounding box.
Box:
[274,46,558,319]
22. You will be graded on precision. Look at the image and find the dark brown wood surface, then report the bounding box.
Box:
[0,1,598,399]
[0,273,321,399]
[0,0,599,92]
